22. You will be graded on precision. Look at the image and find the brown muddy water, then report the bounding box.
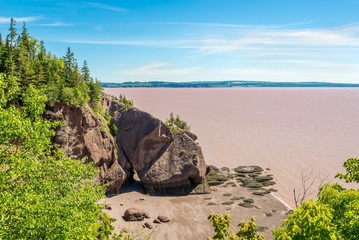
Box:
[104,88,359,207]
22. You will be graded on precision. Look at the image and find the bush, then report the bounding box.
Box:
[208,213,264,240]
[165,112,190,134]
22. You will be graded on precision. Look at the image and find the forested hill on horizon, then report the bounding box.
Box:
[102,81,359,88]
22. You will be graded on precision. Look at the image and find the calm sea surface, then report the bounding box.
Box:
[104,88,359,207]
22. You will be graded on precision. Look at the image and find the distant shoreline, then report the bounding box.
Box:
[102,80,359,88]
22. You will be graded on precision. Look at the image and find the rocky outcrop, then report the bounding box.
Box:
[108,100,207,194]
[45,102,126,195]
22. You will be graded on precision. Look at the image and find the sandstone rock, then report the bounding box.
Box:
[45,103,126,195]
[157,215,170,223]
[123,208,150,222]
[109,100,207,194]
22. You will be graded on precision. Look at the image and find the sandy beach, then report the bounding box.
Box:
[101,173,289,240]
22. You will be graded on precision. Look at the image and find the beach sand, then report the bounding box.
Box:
[101,178,289,240]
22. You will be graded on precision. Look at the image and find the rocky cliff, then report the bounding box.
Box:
[108,99,207,194]
[45,103,126,195]
[45,97,208,195]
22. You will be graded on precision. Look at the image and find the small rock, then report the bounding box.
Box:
[158,215,170,223]
[252,188,271,196]
[223,193,232,197]
[120,203,124,206]
[269,188,278,192]
[238,202,254,208]
[243,181,262,189]
[261,181,276,187]
[153,218,161,224]
[207,202,218,206]
[105,205,112,210]
[265,212,273,217]
[221,201,235,205]
[143,222,154,229]
[123,208,150,222]
[230,196,244,201]
[140,198,145,201]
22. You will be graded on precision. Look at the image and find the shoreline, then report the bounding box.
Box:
[102,166,290,239]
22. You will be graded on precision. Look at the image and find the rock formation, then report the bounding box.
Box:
[108,99,207,194]
[44,102,126,195]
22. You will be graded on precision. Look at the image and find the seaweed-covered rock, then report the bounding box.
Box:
[234,165,264,174]
[255,175,274,182]
[239,202,255,208]
[252,188,271,196]
[205,165,228,186]
[242,180,262,189]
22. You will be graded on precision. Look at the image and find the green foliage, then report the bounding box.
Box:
[335,158,359,183]
[318,184,359,239]
[208,213,264,240]
[273,158,359,240]
[165,112,190,134]
[118,94,133,111]
[0,65,111,239]
[272,200,337,240]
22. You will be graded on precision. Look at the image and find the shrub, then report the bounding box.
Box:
[165,112,190,134]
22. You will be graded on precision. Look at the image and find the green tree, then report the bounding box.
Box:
[336,158,359,183]
[208,213,264,240]
[0,74,113,239]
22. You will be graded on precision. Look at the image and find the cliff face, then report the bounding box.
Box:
[45,103,126,195]
[108,99,207,194]
[45,98,208,195]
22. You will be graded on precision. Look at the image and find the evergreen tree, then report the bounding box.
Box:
[81,60,91,83]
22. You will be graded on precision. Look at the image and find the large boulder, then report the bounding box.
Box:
[45,102,126,195]
[109,100,207,194]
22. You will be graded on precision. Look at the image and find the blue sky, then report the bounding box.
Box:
[1,0,359,83]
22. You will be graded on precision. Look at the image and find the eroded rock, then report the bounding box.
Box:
[45,103,126,195]
[109,100,207,195]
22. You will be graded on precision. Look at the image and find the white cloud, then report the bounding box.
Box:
[119,62,201,77]
[88,2,127,13]
[0,16,42,23]
[34,22,73,27]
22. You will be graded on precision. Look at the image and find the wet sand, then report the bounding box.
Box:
[104,87,359,207]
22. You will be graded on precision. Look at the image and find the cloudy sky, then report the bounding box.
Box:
[1,0,359,83]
